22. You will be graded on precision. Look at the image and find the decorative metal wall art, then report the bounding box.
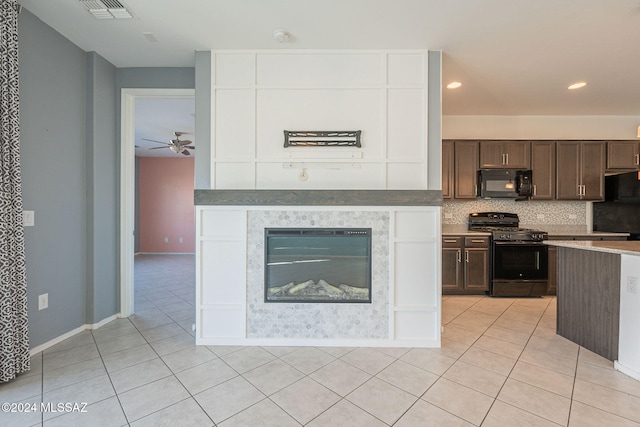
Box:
[284,130,361,148]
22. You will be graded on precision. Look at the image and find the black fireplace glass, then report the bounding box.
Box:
[264,228,372,303]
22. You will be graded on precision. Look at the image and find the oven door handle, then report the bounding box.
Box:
[493,241,546,245]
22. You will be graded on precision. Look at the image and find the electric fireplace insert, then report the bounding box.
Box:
[264,228,372,303]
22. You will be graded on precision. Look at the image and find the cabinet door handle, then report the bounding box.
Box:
[505,153,509,165]
[443,239,457,243]
[465,250,469,263]
[471,239,485,243]
[457,249,461,263]
[636,153,639,166]
[533,184,537,196]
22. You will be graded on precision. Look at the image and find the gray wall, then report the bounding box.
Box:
[19,10,89,346]
[86,52,118,323]
[19,9,195,348]
[195,51,211,189]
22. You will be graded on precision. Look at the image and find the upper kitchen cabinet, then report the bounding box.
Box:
[479,141,531,169]
[453,140,479,199]
[442,140,454,199]
[530,141,555,200]
[607,141,640,170]
[556,141,605,200]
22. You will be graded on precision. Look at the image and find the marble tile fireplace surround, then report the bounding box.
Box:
[195,190,442,347]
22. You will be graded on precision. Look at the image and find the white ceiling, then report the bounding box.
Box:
[21,0,640,122]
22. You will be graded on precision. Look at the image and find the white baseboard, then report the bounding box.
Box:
[614,361,640,382]
[136,252,195,255]
[30,313,121,356]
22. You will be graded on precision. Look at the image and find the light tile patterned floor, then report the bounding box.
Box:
[2,254,640,426]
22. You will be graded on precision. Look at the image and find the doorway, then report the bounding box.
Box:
[120,88,196,317]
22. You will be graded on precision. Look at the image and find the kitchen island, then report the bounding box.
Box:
[546,240,640,381]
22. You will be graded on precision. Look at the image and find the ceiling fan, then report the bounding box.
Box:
[142,131,195,155]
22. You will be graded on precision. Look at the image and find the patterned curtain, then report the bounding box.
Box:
[0,0,30,382]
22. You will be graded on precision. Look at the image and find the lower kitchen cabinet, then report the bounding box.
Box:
[442,235,490,294]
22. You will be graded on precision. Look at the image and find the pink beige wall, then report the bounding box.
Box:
[138,157,194,253]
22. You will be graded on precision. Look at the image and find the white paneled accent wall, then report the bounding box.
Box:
[210,51,429,190]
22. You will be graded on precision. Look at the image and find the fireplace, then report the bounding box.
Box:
[264,228,372,303]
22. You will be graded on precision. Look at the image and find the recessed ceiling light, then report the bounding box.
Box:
[446,82,462,89]
[568,82,587,90]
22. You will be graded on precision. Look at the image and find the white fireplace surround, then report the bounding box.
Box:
[195,204,441,347]
[194,50,442,347]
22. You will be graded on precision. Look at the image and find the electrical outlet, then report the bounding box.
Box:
[627,276,638,294]
[164,237,169,243]
[179,237,184,243]
[444,213,453,219]
[569,214,577,219]
[536,214,545,220]
[38,293,48,310]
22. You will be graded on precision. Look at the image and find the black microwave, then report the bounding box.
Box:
[477,169,533,198]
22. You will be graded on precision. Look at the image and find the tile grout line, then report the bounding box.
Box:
[119,292,217,426]
[479,297,573,426]
[444,296,572,426]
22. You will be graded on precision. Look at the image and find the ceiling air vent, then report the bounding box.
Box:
[79,0,133,19]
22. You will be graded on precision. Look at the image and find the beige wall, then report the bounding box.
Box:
[443,116,640,140]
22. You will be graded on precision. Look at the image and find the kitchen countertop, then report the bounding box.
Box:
[443,224,629,238]
[525,225,629,238]
[545,240,640,256]
[441,225,490,236]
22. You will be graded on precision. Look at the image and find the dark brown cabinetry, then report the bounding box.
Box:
[453,141,479,199]
[479,141,530,169]
[442,140,453,199]
[443,139,611,201]
[606,141,640,170]
[442,235,489,294]
[530,141,555,200]
[556,141,605,200]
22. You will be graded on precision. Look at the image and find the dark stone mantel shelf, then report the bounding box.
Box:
[194,189,442,207]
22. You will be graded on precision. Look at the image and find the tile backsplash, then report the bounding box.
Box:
[442,200,587,226]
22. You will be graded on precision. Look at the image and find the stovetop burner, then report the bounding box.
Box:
[468,212,548,242]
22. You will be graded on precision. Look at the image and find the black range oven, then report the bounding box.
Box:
[469,212,548,297]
